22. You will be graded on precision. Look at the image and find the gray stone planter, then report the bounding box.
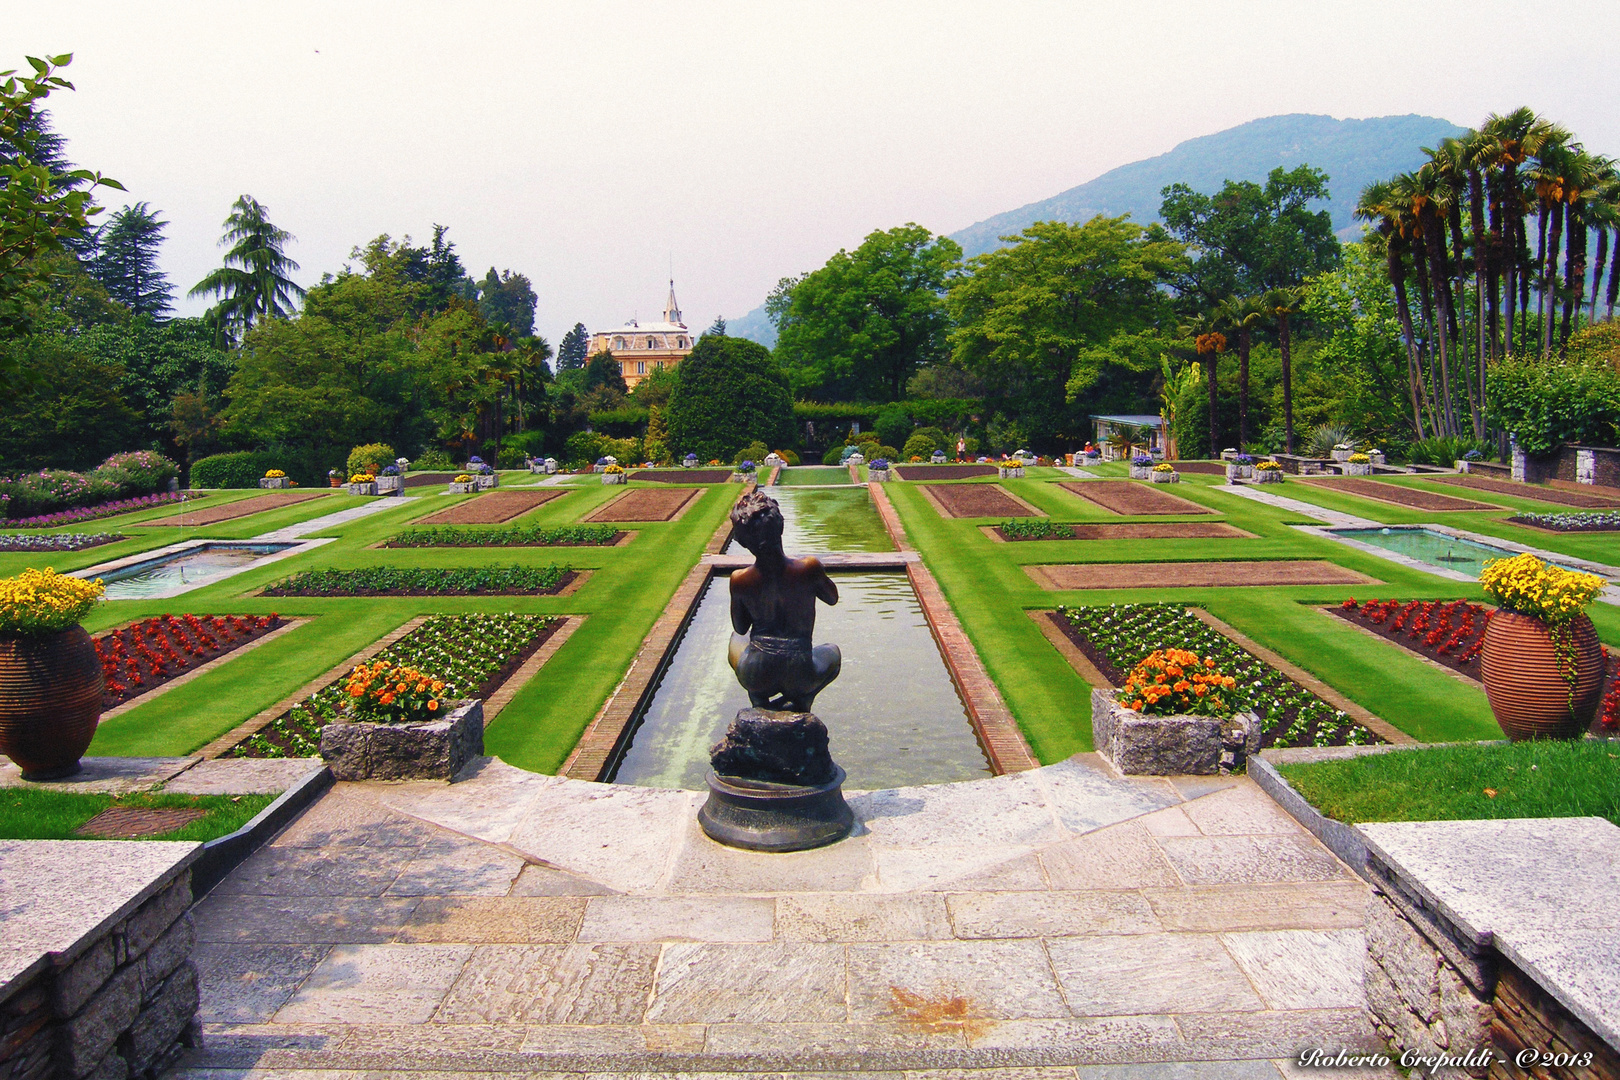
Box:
[998,465,1024,480]
[375,475,402,494]
[1149,469,1179,483]
[846,453,866,466]
[258,476,290,489]
[1091,688,1259,775]
[601,471,626,484]
[1344,462,1373,476]
[346,481,377,496]
[731,471,757,483]
[930,452,947,464]
[1254,468,1285,484]
[319,699,483,781]
[447,481,475,494]
[474,473,498,490]
[1332,448,1353,462]
[869,468,891,482]
[1128,465,1151,480]
[1225,464,1253,481]
[1368,450,1385,466]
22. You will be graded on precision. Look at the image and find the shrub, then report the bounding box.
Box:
[873,405,912,449]
[901,431,938,460]
[1487,359,1620,457]
[1404,435,1492,467]
[413,448,455,471]
[94,452,178,497]
[496,445,527,469]
[0,568,105,634]
[665,335,794,462]
[776,448,801,466]
[346,443,396,479]
[733,441,768,467]
[821,444,850,466]
[564,431,608,468]
[189,451,283,489]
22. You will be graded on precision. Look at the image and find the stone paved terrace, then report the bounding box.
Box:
[175,757,1397,1079]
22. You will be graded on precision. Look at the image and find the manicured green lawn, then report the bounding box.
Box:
[79,481,734,771]
[1278,740,1620,826]
[0,788,276,840]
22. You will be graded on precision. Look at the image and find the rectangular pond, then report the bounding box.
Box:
[96,542,299,599]
[1331,527,1583,579]
[616,485,988,790]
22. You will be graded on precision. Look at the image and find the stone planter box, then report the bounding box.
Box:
[601,472,626,485]
[375,475,402,494]
[1149,470,1179,483]
[346,482,377,496]
[1344,462,1373,476]
[1091,689,1259,775]
[731,471,757,484]
[846,453,866,466]
[1254,468,1285,484]
[258,476,290,489]
[1332,448,1353,462]
[447,481,475,494]
[319,699,483,781]
[474,474,498,490]
[998,465,1024,480]
[1225,464,1253,481]
[1368,450,1385,466]
[869,468,891,482]
[764,453,784,469]
[930,453,948,464]
[1128,465,1151,480]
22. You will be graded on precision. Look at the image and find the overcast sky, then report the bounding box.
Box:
[8,1,1619,347]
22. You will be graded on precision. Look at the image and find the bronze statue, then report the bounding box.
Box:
[725,490,841,712]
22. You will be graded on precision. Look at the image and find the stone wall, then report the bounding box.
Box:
[0,871,199,1080]
[1514,444,1620,488]
[1489,963,1620,1079]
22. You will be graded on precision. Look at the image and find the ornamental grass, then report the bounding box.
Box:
[0,568,104,635]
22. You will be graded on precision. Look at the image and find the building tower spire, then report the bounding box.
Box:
[664,280,683,327]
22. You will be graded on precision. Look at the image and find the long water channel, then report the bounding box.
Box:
[611,479,991,790]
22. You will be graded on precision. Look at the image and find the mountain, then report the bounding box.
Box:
[729,112,1464,347]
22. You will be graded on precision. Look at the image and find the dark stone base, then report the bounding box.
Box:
[698,766,855,852]
[709,708,835,786]
[20,760,83,781]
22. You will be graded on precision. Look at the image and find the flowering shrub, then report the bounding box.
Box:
[1347,453,1371,464]
[736,460,757,473]
[1116,649,1237,716]
[1232,454,1255,466]
[1334,442,1354,451]
[0,454,179,519]
[344,660,448,724]
[0,569,104,634]
[870,458,891,470]
[468,456,486,465]
[345,443,396,479]
[1152,463,1176,473]
[264,469,287,479]
[94,452,178,495]
[3,493,183,529]
[603,464,624,475]
[380,464,400,476]
[1479,553,1604,624]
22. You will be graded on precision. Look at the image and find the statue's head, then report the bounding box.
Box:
[730,490,784,555]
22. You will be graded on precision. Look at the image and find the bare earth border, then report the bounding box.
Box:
[1056,481,1216,516]
[1028,608,1116,688]
[916,482,1044,520]
[98,617,312,724]
[1024,559,1378,591]
[408,489,566,526]
[870,482,1039,773]
[583,486,702,524]
[979,522,1256,543]
[1296,477,1504,512]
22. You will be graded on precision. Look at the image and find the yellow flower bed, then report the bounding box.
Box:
[0,568,104,635]
[1347,453,1371,463]
[1255,461,1283,471]
[345,660,448,724]
[603,464,624,474]
[453,474,473,483]
[264,469,287,478]
[1479,552,1604,624]
[1116,648,1237,717]
[348,473,375,484]
[1151,463,1176,473]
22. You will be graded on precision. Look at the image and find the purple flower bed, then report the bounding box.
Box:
[4,492,184,529]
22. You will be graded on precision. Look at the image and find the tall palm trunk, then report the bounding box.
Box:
[1543,199,1565,354]
[1607,234,1620,320]
[1388,239,1428,440]
[1447,199,1481,435]
[1562,204,1585,345]
[1469,168,1490,422]
[1590,226,1608,324]
[1501,164,1520,352]
[1237,328,1250,448]
[1534,200,1551,351]
[1412,240,1443,435]
[1279,311,1295,454]
[1421,207,1459,435]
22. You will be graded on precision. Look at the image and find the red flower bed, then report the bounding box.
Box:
[1331,597,1490,677]
[95,614,282,708]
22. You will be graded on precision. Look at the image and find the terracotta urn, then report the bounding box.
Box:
[0,626,104,779]
[1480,611,1604,740]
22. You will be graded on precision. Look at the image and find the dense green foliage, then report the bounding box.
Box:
[1486,360,1620,456]
[188,450,288,489]
[386,523,619,547]
[665,334,793,461]
[88,202,173,316]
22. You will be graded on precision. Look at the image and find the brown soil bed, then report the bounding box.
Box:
[97,614,285,708]
[894,464,998,480]
[1057,481,1215,515]
[1026,559,1376,590]
[240,618,564,758]
[403,472,459,488]
[1170,461,1227,476]
[1326,599,1489,681]
[995,522,1252,542]
[1431,475,1620,508]
[142,491,327,526]
[1297,477,1501,511]
[264,570,579,598]
[924,483,1039,518]
[629,469,733,483]
[413,489,563,525]
[586,487,701,522]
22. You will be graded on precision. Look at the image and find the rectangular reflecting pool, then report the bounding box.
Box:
[1332,527,1584,579]
[723,486,896,555]
[96,543,298,599]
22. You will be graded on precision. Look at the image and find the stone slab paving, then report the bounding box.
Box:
[174,756,1395,1077]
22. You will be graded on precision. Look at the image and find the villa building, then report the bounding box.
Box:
[588,283,693,388]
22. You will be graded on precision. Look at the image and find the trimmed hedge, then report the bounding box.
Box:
[189,451,284,489]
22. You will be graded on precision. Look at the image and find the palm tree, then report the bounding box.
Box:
[1261,286,1306,453]
[1355,182,1429,439]
[1214,294,1267,449]
[1482,108,1556,354]
[188,195,305,345]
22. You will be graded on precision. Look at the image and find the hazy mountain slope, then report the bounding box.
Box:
[730,112,1463,346]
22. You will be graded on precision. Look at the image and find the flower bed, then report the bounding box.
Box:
[232,613,559,757]
[996,518,1074,541]
[1330,597,1490,679]
[95,614,284,708]
[383,524,621,548]
[4,492,183,529]
[262,564,573,597]
[1507,510,1620,532]
[0,533,125,553]
[1053,603,1380,748]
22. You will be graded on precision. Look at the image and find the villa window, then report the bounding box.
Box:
[637,360,646,375]
[613,337,625,350]
[646,338,655,349]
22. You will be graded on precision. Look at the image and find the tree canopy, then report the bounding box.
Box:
[189,195,305,344]
[476,266,537,337]
[770,224,960,402]
[89,201,174,316]
[665,335,793,461]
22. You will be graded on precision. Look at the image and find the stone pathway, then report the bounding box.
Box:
[176,756,1394,1078]
[250,498,404,542]
[1213,485,1378,529]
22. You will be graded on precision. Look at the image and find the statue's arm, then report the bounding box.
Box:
[730,588,753,634]
[814,565,838,606]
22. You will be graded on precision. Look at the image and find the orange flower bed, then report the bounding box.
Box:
[1116,648,1237,717]
[345,660,449,725]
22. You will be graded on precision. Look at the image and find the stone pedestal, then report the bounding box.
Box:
[376,475,402,494]
[601,472,626,485]
[258,476,289,489]
[1149,470,1179,483]
[1091,689,1258,775]
[1255,468,1284,484]
[346,482,377,496]
[474,474,498,490]
[998,465,1024,480]
[447,481,474,494]
[1345,462,1373,476]
[319,700,483,781]
[698,708,854,852]
[1129,465,1151,480]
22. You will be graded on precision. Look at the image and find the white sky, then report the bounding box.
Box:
[8,1,1619,347]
